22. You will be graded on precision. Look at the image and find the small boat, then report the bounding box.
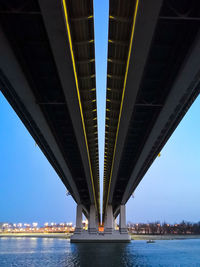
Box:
[147,240,155,243]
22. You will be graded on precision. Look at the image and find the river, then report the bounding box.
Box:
[0,237,200,266]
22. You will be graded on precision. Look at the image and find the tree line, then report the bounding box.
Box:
[127,221,200,235]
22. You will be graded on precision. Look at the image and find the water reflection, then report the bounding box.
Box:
[72,243,129,267]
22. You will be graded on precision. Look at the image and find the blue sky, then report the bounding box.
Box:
[0,0,200,225]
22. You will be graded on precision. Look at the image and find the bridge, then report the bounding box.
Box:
[1,0,200,242]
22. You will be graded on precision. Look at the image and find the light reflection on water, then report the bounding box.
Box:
[0,238,200,266]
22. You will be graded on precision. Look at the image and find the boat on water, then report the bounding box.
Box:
[147,240,155,243]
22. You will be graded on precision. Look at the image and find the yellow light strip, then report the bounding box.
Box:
[62,0,98,211]
[109,15,115,20]
[105,0,140,210]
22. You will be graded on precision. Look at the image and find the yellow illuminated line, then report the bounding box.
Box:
[109,15,129,23]
[77,59,95,65]
[80,74,95,79]
[75,39,94,45]
[105,0,140,210]
[62,0,98,210]
[72,15,93,21]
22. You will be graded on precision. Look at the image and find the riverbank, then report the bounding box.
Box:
[1,233,200,240]
[0,233,71,239]
[131,234,200,240]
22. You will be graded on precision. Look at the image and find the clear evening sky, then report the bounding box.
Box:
[0,0,200,225]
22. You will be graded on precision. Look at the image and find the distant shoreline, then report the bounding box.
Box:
[131,234,200,240]
[1,233,200,241]
[0,233,71,239]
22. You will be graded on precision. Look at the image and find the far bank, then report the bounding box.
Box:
[1,233,200,241]
[131,234,200,240]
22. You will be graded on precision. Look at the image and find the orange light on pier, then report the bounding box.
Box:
[98,226,104,232]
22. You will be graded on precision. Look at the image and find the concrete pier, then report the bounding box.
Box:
[70,230,130,243]
[104,205,113,234]
[74,204,82,234]
[88,205,98,234]
[119,205,128,234]
[70,204,130,243]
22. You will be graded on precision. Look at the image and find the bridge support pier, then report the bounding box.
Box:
[104,205,113,234]
[74,204,82,234]
[88,204,98,234]
[119,205,128,234]
[114,218,117,230]
[71,204,130,242]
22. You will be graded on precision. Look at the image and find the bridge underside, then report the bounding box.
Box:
[103,0,200,220]
[0,0,100,219]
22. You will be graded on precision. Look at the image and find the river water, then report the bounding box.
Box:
[0,238,200,266]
